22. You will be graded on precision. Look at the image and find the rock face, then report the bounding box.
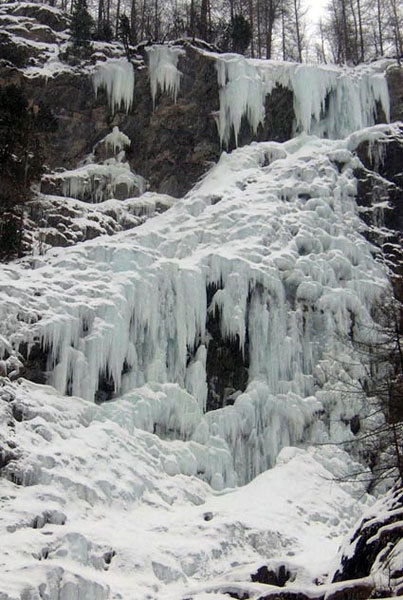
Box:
[1,0,402,199]
[387,65,403,123]
[2,1,400,200]
[332,486,403,597]
[353,124,403,272]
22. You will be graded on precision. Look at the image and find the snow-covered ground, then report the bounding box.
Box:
[0,378,372,600]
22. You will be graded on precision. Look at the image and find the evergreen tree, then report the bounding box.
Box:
[119,14,132,59]
[230,14,252,54]
[70,0,93,49]
[0,85,45,260]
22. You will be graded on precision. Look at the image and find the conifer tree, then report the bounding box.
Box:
[70,0,93,49]
[0,86,44,260]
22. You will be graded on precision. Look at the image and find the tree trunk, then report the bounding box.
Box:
[377,0,384,55]
[293,0,302,61]
[130,0,137,44]
[249,0,255,57]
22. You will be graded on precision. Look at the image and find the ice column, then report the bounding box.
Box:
[146,45,185,106]
[214,54,390,146]
[93,57,135,113]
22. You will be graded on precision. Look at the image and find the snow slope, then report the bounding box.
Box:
[0,379,372,600]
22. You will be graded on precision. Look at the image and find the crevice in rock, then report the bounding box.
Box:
[205,283,249,411]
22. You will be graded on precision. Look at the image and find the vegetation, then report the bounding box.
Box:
[324,287,403,489]
[0,86,51,261]
[70,0,93,49]
[59,0,403,63]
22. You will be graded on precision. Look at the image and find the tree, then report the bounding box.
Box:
[281,0,306,61]
[70,0,93,49]
[387,0,403,61]
[230,14,252,53]
[330,290,403,487]
[263,0,284,58]
[0,86,45,260]
[119,14,132,58]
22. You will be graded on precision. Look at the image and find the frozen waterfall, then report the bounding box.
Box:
[1,123,397,487]
[144,45,390,147]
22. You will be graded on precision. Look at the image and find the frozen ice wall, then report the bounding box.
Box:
[2,126,396,486]
[93,46,390,151]
[93,57,135,114]
[212,53,391,146]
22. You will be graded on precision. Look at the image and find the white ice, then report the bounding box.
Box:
[208,52,392,146]
[0,125,397,487]
[146,45,185,106]
[93,57,135,114]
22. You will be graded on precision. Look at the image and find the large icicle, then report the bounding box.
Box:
[93,57,135,113]
[146,45,185,106]
[212,52,391,146]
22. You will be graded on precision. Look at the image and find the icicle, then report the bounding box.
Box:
[146,45,185,107]
[213,53,390,146]
[93,58,135,114]
[102,126,131,155]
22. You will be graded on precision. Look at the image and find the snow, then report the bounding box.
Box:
[101,126,131,155]
[40,126,145,204]
[0,24,400,597]
[0,126,395,489]
[42,161,145,203]
[0,380,372,599]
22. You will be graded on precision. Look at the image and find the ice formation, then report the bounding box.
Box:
[211,53,391,146]
[0,378,372,599]
[93,57,135,113]
[146,45,185,106]
[42,161,145,203]
[41,127,145,203]
[1,125,397,487]
[101,125,131,154]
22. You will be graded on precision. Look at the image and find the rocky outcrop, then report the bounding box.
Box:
[332,486,403,597]
[353,125,403,273]
[387,65,403,123]
[23,193,173,251]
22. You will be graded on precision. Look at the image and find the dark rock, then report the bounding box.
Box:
[203,512,214,521]
[205,283,249,411]
[6,3,69,32]
[18,342,48,385]
[0,32,38,67]
[350,415,361,435]
[387,66,403,123]
[333,487,403,584]
[353,126,403,273]
[257,592,319,600]
[251,565,291,587]
[11,403,25,422]
[95,371,115,403]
